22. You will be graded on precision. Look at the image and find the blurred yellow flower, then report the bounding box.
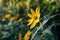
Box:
[18,18,23,22]
[4,13,11,19]
[9,17,15,21]
[27,7,40,29]
[43,0,51,3]
[9,14,19,21]
[14,14,19,20]
[18,33,22,40]
[25,0,31,7]
[24,30,32,40]
[9,0,13,7]
[0,0,2,6]
[19,2,23,7]
[16,3,19,9]
[45,0,50,2]
[2,18,6,22]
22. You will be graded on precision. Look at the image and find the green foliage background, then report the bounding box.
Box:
[0,0,60,40]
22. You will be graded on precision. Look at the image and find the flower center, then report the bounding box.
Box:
[34,16,38,20]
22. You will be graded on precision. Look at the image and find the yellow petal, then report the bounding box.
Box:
[19,2,23,7]
[27,19,32,22]
[30,21,37,29]
[31,9,35,15]
[9,1,13,7]
[36,7,40,16]
[18,18,23,22]
[30,19,39,29]
[27,13,33,18]
[27,19,34,26]
[36,7,40,13]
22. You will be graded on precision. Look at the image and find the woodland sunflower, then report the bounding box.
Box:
[18,33,22,40]
[24,30,32,40]
[9,0,13,7]
[27,7,40,29]
[4,13,11,19]
[9,14,19,21]
[18,30,32,40]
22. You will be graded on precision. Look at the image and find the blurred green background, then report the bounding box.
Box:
[0,0,60,40]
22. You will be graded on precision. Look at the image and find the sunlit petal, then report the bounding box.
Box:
[18,18,23,22]
[27,19,34,26]
[27,13,33,18]
[31,9,35,15]
[30,21,37,29]
[36,7,40,16]
[27,19,32,22]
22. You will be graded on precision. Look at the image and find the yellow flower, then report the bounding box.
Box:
[14,14,19,20]
[24,30,32,40]
[18,18,23,22]
[16,3,19,9]
[2,17,6,22]
[18,33,22,40]
[4,13,11,19]
[19,2,23,7]
[27,7,40,29]
[9,17,15,21]
[43,0,51,3]
[25,0,31,7]
[9,14,19,21]
[0,0,2,6]
[9,0,13,7]
[18,31,32,40]
[45,0,50,2]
